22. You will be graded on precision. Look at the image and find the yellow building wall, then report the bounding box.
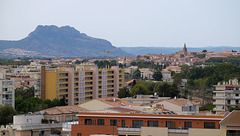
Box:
[188,128,221,136]
[141,127,168,136]
[169,133,188,136]
[45,72,57,100]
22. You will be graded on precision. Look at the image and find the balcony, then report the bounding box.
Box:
[213,102,225,105]
[13,123,63,131]
[117,127,141,132]
[58,76,68,79]
[59,86,68,90]
[168,129,188,133]
[225,96,240,99]
[213,96,225,99]
[117,127,189,134]
[62,121,78,132]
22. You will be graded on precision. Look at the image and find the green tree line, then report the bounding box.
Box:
[118,80,179,98]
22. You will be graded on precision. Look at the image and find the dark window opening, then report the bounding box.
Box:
[166,121,174,129]
[98,119,104,125]
[184,122,192,129]
[132,120,143,128]
[110,119,117,126]
[122,120,125,127]
[85,119,93,125]
[148,121,158,127]
[204,122,215,129]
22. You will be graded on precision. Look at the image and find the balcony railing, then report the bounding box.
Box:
[117,127,189,134]
[13,123,63,130]
[168,129,189,133]
[117,127,141,132]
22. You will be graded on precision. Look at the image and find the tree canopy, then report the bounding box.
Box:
[0,105,17,125]
[152,70,162,81]
[118,87,130,98]
[130,84,149,96]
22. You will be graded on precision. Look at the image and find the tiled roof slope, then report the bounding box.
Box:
[96,97,137,107]
[166,98,199,107]
[42,105,87,115]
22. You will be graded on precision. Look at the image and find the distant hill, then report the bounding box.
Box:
[120,46,240,55]
[0,25,133,58]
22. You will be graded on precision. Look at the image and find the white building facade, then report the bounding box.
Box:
[213,79,240,114]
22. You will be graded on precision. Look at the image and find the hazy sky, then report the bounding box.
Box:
[1,0,239,47]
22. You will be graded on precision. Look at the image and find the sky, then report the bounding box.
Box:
[0,0,240,47]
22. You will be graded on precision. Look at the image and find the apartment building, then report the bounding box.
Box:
[213,79,240,114]
[41,65,124,105]
[0,70,15,108]
[71,112,225,136]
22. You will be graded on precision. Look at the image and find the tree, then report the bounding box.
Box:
[110,60,117,66]
[133,69,141,79]
[119,63,123,68]
[60,97,68,106]
[130,84,149,96]
[153,82,179,98]
[15,86,34,100]
[0,105,17,125]
[152,70,162,81]
[202,49,207,53]
[131,80,137,88]
[173,73,182,87]
[118,87,130,98]
[16,97,48,114]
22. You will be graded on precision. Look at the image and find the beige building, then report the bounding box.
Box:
[150,98,199,114]
[0,70,15,108]
[213,79,240,114]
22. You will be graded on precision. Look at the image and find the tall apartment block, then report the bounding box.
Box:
[213,79,240,114]
[0,71,15,108]
[41,65,124,105]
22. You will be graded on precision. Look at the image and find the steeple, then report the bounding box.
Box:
[183,43,187,56]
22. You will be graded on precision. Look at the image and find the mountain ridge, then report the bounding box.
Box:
[0,25,132,58]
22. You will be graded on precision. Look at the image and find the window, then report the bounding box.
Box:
[166,121,174,129]
[148,121,158,127]
[110,119,117,126]
[227,130,240,136]
[122,120,125,127]
[236,94,239,97]
[189,106,192,111]
[236,100,239,104]
[3,88,7,91]
[98,119,104,125]
[227,100,231,104]
[132,120,143,128]
[184,122,192,129]
[204,122,215,129]
[77,133,82,136]
[85,119,93,125]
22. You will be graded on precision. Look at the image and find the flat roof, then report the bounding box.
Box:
[77,112,224,121]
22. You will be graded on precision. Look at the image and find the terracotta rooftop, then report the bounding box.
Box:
[108,106,145,114]
[96,97,137,107]
[220,110,240,125]
[77,112,224,120]
[42,105,87,115]
[166,98,199,107]
[125,79,136,85]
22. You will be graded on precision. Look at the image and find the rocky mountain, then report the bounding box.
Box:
[0,25,133,58]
